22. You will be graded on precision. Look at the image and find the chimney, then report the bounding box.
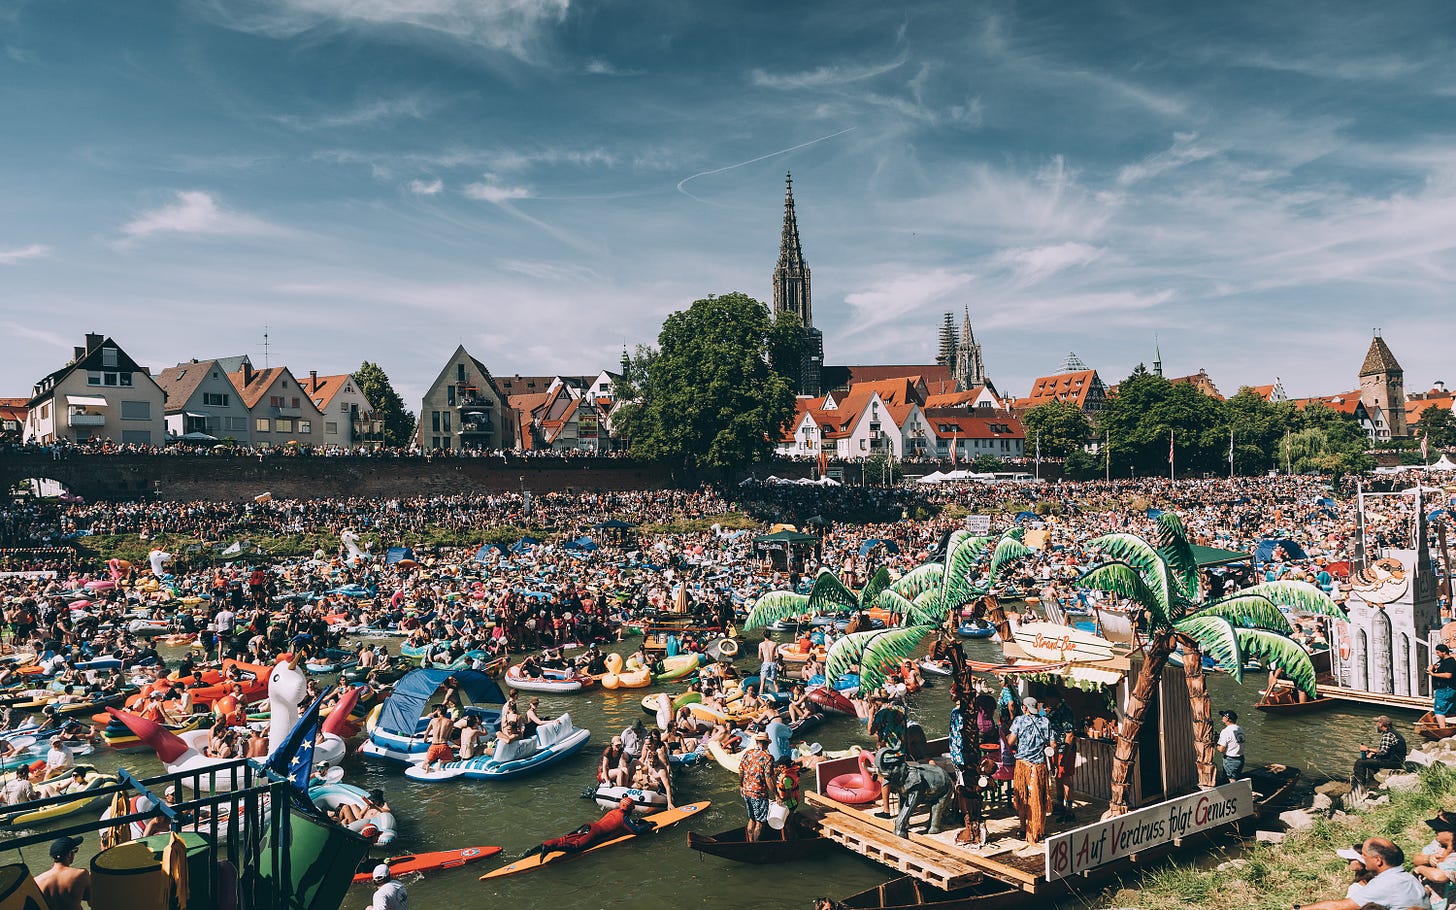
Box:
[242,362,255,386]
[85,333,103,353]
[73,347,85,361]
[310,370,318,392]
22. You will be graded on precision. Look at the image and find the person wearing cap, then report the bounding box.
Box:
[369,862,408,910]
[1430,644,1456,728]
[1354,716,1408,789]
[1006,695,1053,845]
[1217,710,1246,783]
[35,834,89,910]
[739,730,776,842]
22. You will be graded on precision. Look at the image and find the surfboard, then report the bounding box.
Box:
[352,845,502,882]
[479,801,711,879]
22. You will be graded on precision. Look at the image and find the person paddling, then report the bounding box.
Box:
[520,796,654,862]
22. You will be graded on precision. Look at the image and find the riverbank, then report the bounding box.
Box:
[1099,761,1456,909]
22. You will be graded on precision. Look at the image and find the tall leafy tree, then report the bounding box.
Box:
[1022,399,1092,458]
[1416,406,1456,450]
[353,361,416,446]
[623,292,796,472]
[1076,513,1342,809]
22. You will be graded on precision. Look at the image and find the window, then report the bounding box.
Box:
[441,436,451,449]
[442,412,451,433]
[291,397,300,408]
[269,396,283,408]
[256,418,271,433]
[859,439,867,451]
[226,417,247,431]
[325,422,338,435]
[103,373,118,386]
[431,411,440,432]
[121,430,150,445]
[87,373,101,386]
[339,401,349,413]
[203,392,229,407]
[119,373,132,387]
[101,347,118,368]
[447,385,456,406]
[431,436,440,449]
[120,401,150,420]
[275,418,294,433]
[457,364,466,382]
[298,420,310,434]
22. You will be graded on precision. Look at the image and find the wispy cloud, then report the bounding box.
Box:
[0,323,72,351]
[583,59,642,77]
[841,269,976,337]
[992,242,1102,285]
[118,191,292,244]
[408,178,444,195]
[0,243,51,265]
[198,0,570,61]
[463,177,531,203]
[751,55,908,90]
[274,93,441,130]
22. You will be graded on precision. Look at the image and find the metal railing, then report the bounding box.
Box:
[0,758,297,909]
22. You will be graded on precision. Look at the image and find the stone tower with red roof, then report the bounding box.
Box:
[1359,333,1407,438]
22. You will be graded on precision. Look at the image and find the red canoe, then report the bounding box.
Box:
[351,846,502,882]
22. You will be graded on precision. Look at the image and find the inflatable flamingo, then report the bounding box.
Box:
[314,685,365,764]
[826,748,883,805]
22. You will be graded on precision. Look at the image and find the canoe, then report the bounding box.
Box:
[1416,712,1456,742]
[1250,764,1302,816]
[1254,687,1334,715]
[686,825,833,864]
[505,665,590,694]
[480,801,710,879]
[351,846,502,883]
[835,875,1025,910]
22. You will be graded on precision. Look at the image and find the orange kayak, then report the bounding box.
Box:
[352,846,501,882]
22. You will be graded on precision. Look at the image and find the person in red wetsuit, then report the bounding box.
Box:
[521,797,654,861]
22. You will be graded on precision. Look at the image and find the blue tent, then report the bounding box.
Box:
[385,547,415,565]
[475,544,510,561]
[510,536,540,553]
[377,669,504,739]
[1014,511,1039,524]
[563,537,599,552]
[1255,538,1308,564]
[857,538,900,556]
[1316,497,1336,508]
[1146,508,1164,519]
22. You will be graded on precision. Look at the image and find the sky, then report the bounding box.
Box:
[3,0,1456,410]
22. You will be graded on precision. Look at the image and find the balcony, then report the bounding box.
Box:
[68,413,106,427]
[460,420,495,435]
[458,397,494,410]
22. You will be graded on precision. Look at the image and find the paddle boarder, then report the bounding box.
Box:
[519,796,654,862]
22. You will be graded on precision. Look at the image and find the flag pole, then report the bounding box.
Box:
[1105,429,1110,482]
[1229,425,1235,479]
[1169,428,1175,482]
[1035,432,1041,481]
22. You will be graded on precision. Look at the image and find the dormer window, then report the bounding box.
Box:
[101,347,118,368]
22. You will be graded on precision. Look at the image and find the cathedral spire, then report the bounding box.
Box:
[1153,335,1163,378]
[954,306,986,391]
[773,172,811,329]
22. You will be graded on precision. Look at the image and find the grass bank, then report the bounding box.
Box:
[1097,765,1456,910]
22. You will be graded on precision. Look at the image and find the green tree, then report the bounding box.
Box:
[623,292,796,472]
[1416,406,1456,450]
[353,361,416,447]
[766,310,809,385]
[1225,388,1286,475]
[1021,399,1092,458]
[1100,368,1225,477]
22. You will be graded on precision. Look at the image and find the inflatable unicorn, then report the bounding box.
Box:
[147,548,172,579]
[340,528,364,564]
[269,655,349,764]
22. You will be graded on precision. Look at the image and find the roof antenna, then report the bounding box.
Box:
[263,325,270,368]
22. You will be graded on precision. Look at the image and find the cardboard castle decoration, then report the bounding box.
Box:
[1330,492,1441,697]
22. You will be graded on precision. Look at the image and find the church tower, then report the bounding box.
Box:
[937,313,958,367]
[1359,332,1407,438]
[953,307,986,391]
[772,173,823,396]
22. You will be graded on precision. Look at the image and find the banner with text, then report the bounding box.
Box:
[1044,779,1253,881]
[965,515,992,534]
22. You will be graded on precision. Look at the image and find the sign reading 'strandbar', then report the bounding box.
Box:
[1044,779,1253,881]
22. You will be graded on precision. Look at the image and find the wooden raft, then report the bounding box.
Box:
[816,810,984,891]
[1316,683,1432,712]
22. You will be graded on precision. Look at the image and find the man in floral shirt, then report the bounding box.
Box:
[739,730,775,842]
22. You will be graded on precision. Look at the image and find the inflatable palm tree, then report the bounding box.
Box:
[1076,512,1342,809]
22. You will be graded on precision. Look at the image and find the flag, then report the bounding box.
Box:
[1422,432,1430,461]
[1229,427,1235,465]
[1168,429,1175,463]
[817,445,828,477]
[950,429,958,466]
[267,687,331,794]
[1035,432,1041,464]
[222,541,242,556]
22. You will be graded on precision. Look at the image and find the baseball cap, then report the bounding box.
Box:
[371,864,391,882]
[1021,697,1038,711]
[49,835,82,859]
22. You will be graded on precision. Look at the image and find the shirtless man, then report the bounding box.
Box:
[35,835,90,910]
[420,707,454,772]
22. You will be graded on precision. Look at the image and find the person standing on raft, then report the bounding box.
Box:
[520,797,654,861]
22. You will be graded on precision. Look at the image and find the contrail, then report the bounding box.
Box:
[676,127,857,204]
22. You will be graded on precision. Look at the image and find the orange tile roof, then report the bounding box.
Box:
[1020,370,1101,409]
[922,413,1025,440]
[1408,396,1454,425]
[0,398,27,422]
[226,367,294,410]
[846,378,920,407]
[301,373,362,411]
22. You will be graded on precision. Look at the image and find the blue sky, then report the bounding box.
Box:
[3,1,1455,408]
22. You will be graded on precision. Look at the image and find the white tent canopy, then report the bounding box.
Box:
[1429,454,1456,472]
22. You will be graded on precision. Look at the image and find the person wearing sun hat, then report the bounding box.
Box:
[369,862,408,910]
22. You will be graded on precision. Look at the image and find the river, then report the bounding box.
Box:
[11,635,1399,910]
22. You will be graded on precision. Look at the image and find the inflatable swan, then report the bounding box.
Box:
[268,656,348,764]
[340,528,364,564]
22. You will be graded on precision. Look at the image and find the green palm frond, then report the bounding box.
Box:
[989,536,1033,583]
[942,535,992,608]
[806,569,858,614]
[1175,614,1243,682]
[1088,533,1171,614]
[1236,628,1318,697]
[943,530,971,569]
[824,629,884,683]
[1234,581,1344,619]
[1154,513,1201,603]
[889,563,944,600]
[861,566,892,606]
[1005,526,1026,541]
[1078,562,1172,628]
[1195,595,1293,634]
[875,590,917,616]
[908,589,948,625]
[743,591,810,630]
[856,626,935,692]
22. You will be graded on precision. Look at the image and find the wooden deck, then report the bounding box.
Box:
[1316,683,1432,712]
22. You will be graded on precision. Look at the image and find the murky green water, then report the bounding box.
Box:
[3,635,1397,909]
